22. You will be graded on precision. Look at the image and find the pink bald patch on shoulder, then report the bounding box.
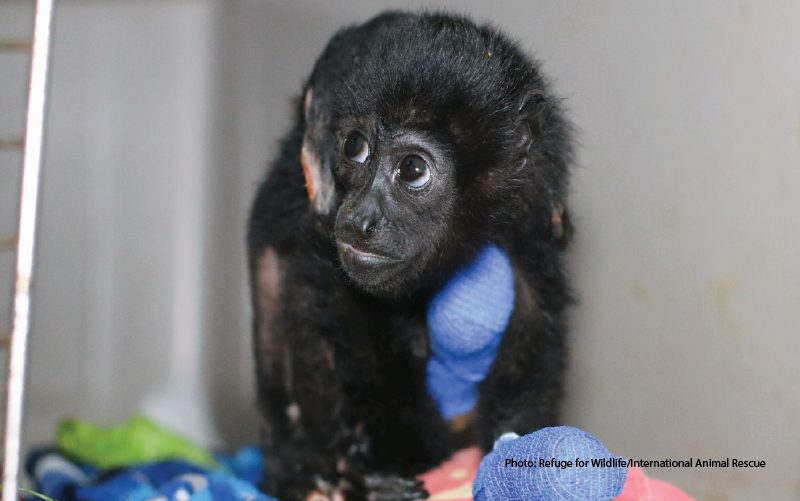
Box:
[257,247,282,322]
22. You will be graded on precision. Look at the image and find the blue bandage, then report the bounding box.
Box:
[426,245,515,418]
[473,426,628,501]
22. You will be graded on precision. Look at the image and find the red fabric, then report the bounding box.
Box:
[418,447,481,500]
[418,448,695,501]
[615,466,696,501]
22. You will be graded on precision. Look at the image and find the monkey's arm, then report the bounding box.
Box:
[425,245,515,420]
[474,267,567,451]
[423,244,565,451]
[249,169,429,500]
[252,245,432,501]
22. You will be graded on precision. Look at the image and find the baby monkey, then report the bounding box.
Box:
[248,10,573,501]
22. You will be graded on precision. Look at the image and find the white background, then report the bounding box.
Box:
[1,1,798,499]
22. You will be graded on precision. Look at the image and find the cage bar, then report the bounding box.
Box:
[2,0,54,499]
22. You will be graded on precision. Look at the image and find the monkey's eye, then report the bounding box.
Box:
[396,155,430,189]
[343,132,369,163]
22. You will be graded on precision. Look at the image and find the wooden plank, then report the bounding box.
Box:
[0,40,32,52]
[0,235,18,252]
[0,138,25,150]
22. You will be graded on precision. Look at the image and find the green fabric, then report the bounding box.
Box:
[18,488,56,501]
[56,415,217,470]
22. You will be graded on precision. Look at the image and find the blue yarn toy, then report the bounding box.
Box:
[474,426,627,501]
[426,244,515,418]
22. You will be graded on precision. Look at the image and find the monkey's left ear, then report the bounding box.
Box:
[517,92,571,243]
[515,90,547,154]
[300,87,336,216]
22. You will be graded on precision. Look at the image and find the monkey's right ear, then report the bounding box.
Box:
[303,86,313,121]
[300,87,336,215]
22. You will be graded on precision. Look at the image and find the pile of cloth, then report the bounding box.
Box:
[24,416,694,501]
[25,415,275,501]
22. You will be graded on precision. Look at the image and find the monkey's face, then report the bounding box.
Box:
[299,14,571,296]
[332,125,458,295]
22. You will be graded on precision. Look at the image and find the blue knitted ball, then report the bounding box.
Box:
[474,426,627,501]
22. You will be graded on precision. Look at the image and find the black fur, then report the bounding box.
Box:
[248,11,573,500]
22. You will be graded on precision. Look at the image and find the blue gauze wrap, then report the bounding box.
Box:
[474,426,628,501]
[426,244,515,419]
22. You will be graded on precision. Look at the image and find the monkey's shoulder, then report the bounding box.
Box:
[247,124,323,251]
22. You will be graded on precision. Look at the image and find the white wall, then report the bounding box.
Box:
[0,1,798,500]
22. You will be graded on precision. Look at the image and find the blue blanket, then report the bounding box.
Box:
[25,445,276,501]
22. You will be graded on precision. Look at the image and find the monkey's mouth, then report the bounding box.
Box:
[335,239,425,294]
[337,242,402,267]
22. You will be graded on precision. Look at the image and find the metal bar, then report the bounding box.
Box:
[0,138,25,151]
[2,0,54,498]
[0,40,32,52]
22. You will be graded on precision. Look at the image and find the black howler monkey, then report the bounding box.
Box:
[248,11,573,501]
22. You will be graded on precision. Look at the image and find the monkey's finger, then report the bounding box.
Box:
[363,474,429,500]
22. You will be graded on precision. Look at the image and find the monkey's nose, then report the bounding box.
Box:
[356,215,377,237]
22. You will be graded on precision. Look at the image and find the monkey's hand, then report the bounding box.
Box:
[426,245,515,419]
[330,470,427,500]
[356,474,429,500]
